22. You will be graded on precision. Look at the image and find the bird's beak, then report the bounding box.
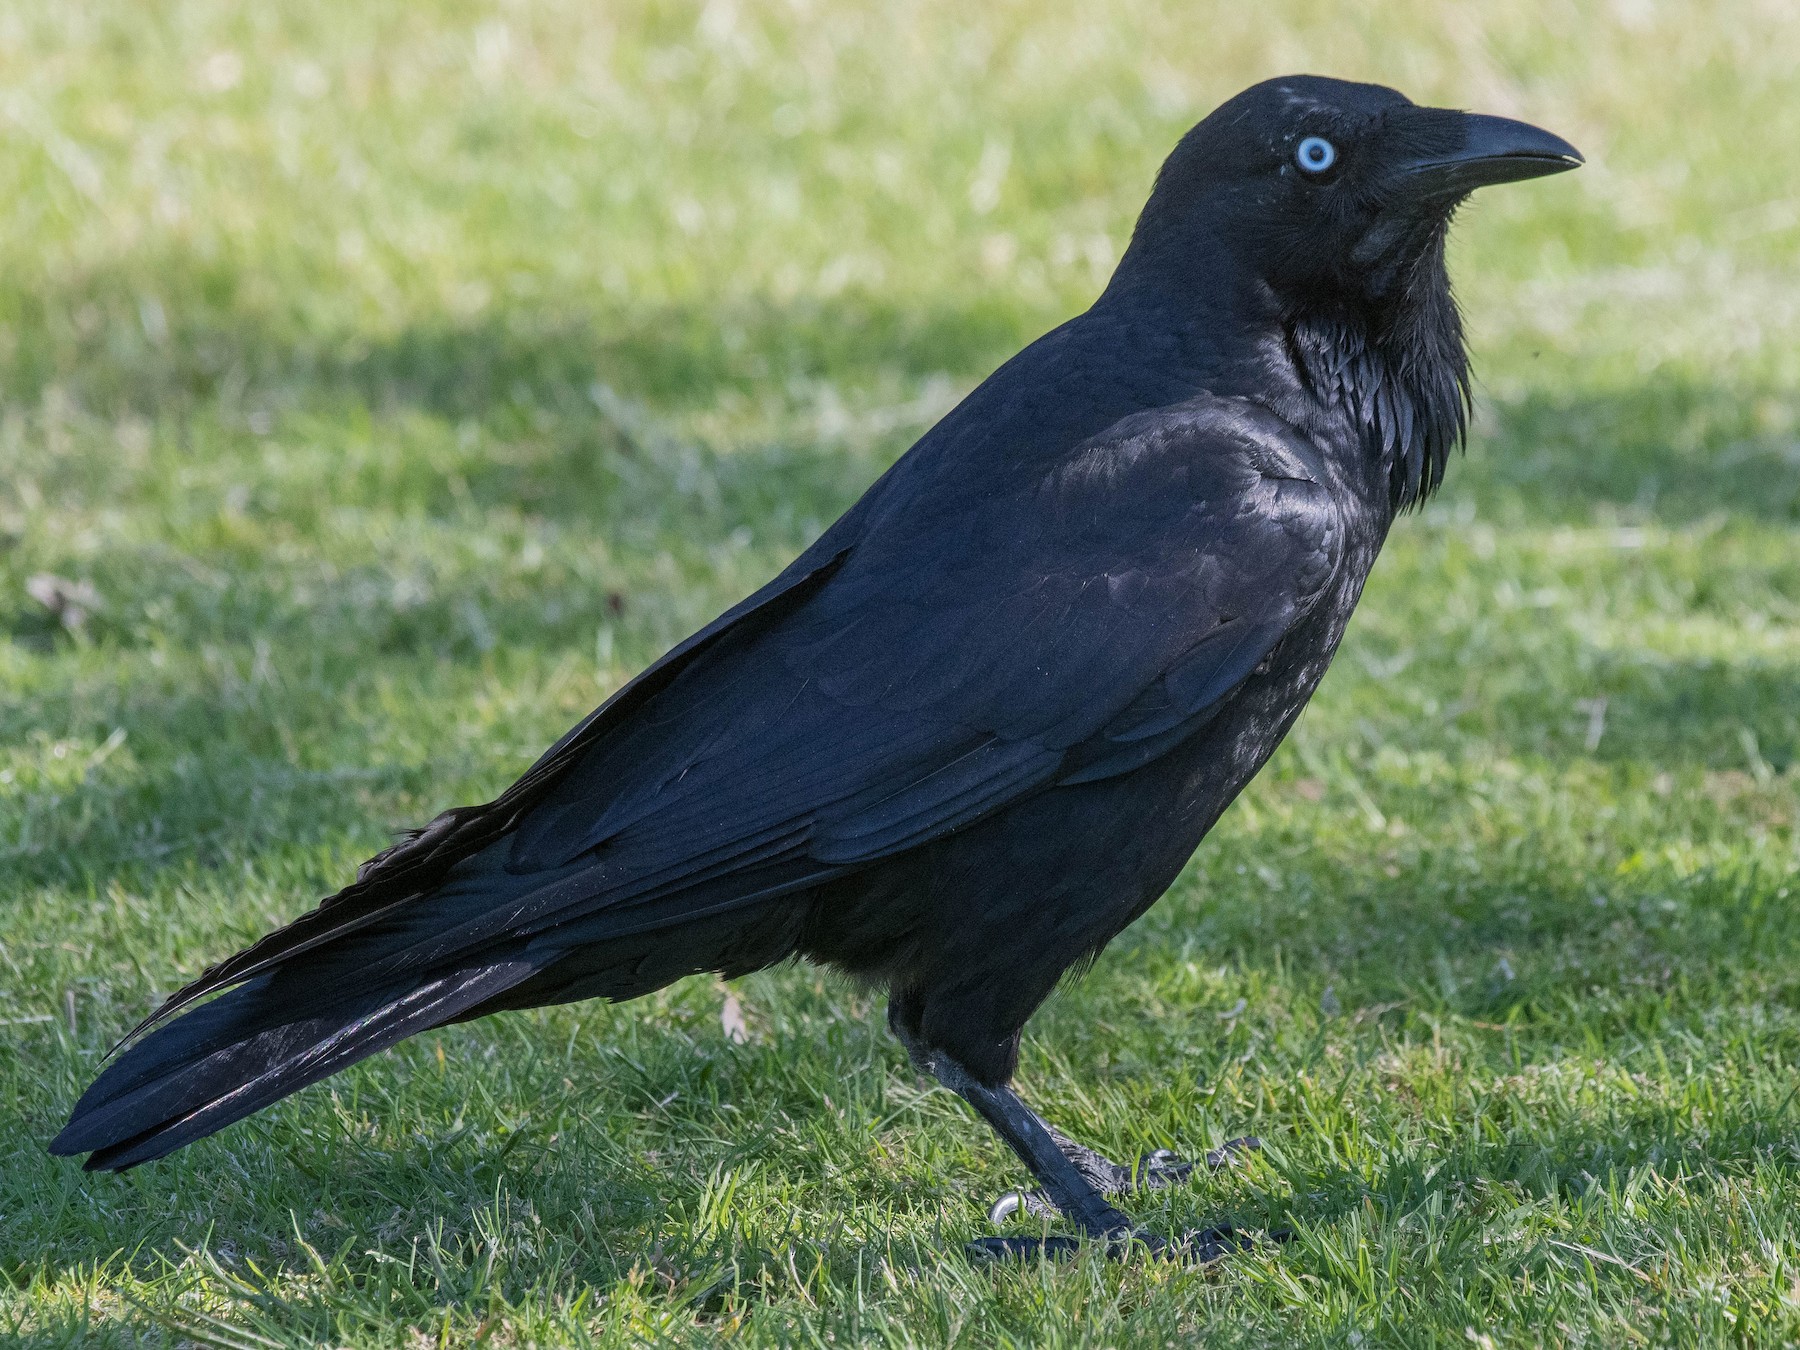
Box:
[1394,111,1583,197]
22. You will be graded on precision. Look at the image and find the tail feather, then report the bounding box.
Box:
[52,956,543,1170]
[50,543,866,1172]
[107,544,855,1051]
[52,849,812,1169]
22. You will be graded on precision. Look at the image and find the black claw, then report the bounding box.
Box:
[990,1134,1263,1223]
[1131,1150,1195,1186]
[1203,1135,1262,1169]
[991,1187,1057,1221]
[1176,1224,1257,1263]
[988,1190,1031,1224]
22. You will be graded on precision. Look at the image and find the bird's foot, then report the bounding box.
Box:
[987,1135,1260,1224]
[966,1223,1257,1265]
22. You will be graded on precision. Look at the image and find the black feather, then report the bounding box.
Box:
[53,74,1576,1170]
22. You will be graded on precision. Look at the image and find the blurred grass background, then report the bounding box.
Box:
[3,0,1800,1344]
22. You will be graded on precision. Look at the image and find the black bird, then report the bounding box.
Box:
[53,76,1579,1259]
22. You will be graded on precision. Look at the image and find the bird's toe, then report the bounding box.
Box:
[1201,1135,1262,1170]
[964,1234,1086,1262]
[1133,1133,1262,1189]
[1131,1148,1196,1188]
[966,1225,1270,1265]
[989,1134,1263,1221]
[1171,1224,1256,1263]
[987,1189,1051,1224]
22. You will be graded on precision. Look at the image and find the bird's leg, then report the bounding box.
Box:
[918,1048,1252,1262]
[987,1126,1261,1224]
[925,1051,1135,1254]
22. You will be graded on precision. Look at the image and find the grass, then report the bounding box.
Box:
[3,0,1800,1343]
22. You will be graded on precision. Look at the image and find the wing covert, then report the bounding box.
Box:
[508,394,1344,889]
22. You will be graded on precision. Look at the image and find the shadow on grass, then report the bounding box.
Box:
[1260,1099,1800,1281]
[9,279,1800,1335]
[1588,650,1800,772]
[6,1011,897,1335]
[1461,380,1800,525]
[11,252,1799,524]
[0,251,1030,423]
[3,285,1794,898]
[12,1028,1800,1344]
[10,812,1799,1339]
[5,631,1795,904]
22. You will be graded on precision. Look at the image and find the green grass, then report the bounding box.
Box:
[3,0,1800,1343]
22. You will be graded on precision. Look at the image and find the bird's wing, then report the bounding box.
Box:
[409,394,1343,945]
[126,395,1342,1037]
[112,520,865,1042]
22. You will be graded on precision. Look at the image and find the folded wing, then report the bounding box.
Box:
[57,395,1343,1170]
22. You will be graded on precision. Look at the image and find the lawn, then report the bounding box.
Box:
[3,0,1800,1344]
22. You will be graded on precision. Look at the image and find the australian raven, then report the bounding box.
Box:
[54,75,1580,1260]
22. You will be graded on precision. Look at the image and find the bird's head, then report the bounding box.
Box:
[1113,75,1581,507]
[1127,74,1580,308]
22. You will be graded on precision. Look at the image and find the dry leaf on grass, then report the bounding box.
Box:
[26,573,103,632]
[720,989,749,1044]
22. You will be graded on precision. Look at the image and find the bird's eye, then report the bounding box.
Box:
[1295,136,1337,174]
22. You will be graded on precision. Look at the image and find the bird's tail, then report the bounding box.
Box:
[50,845,810,1170]
[49,938,542,1171]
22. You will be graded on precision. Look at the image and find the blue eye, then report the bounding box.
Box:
[1296,136,1337,174]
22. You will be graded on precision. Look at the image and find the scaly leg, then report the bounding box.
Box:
[987,1128,1261,1223]
[908,1038,1253,1262]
